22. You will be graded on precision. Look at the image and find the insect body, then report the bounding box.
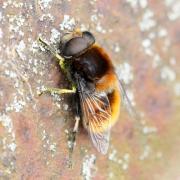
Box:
[38,30,121,154]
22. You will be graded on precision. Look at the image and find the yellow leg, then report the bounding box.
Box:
[39,86,76,96]
[38,37,70,77]
[37,37,76,93]
[38,37,64,62]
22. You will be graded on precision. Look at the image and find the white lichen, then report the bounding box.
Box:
[39,13,54,22]
[8,14,25,36]
[139,145,151,160]
[139,9,156,32]
[158,28,168,37]
[4,70,17,78]
[0,28,3,39]
[142,126,157,134]
[165,0,175,6]
[0,114,17,153]
[96,22,106,34]
[2,0,23,8]
[123,153,130,161]
[121,153,130,170]
[174,83,180,96]
[108,148,130,171]
[42,130,48,141]
[142,38,151,48]
[59,15,75,31]
[113,43,121,53]
[8,143,17,152]
[38,0,52,10]
[108,172,114,179]
[122,163,128,170]
[0,114,13,133]
[64,129,69,134]
[63,104,69,111]
[126,0,147,9]
[41,129,57,157]
[108,149,117,161]
[50,28,61,44]
[116,62,133,84]
[160,66,176,81]
[89,0,97,5]
[141,38,154,56]
[30,41,39,53]
[165,0,180,21]
[0,11,2,22]
[126,0,138,8]
[16,40,26,60]
[67,140,75,149]
[5,96,26,113]
[80,23,89,31]
[152,54,161,68]
[90,14,98,22]
[82,154,97,180]
[49,143,57,152]
[139,0,148,9]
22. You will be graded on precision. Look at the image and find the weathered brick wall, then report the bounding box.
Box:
[0,0,179,179]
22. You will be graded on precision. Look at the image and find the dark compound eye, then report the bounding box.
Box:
[61,31,95,58]
[82,31,95,44]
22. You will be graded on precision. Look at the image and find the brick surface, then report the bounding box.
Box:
[0,0,179,179]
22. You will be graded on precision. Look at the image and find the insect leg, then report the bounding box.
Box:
[38,87,76,96]
[68,116,80,151]
[67,115,80,168]
[38,37,64,62]
[73,93,81,134]
[67,94,81,168]
[73,116,80,133]
[38,37,76,93]
[38,37,70,78]
[69,94,81,152]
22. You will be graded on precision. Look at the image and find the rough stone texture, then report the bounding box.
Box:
[0,0,179,179]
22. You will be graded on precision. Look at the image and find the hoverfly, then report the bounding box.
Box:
[38,30,136,155]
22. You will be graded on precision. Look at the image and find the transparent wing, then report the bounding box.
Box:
[119,79,139,121]
[89,128,110,155]
[76,74,111,154]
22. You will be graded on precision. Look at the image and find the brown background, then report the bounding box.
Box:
[0,0,180,179]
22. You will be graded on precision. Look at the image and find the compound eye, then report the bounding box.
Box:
[82,31,95,45]
[61,31,95,58]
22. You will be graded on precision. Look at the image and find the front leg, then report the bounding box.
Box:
[67,115,80,168]
[38,86,76,96]
[38,37,64,63]
[38,37,76,93]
